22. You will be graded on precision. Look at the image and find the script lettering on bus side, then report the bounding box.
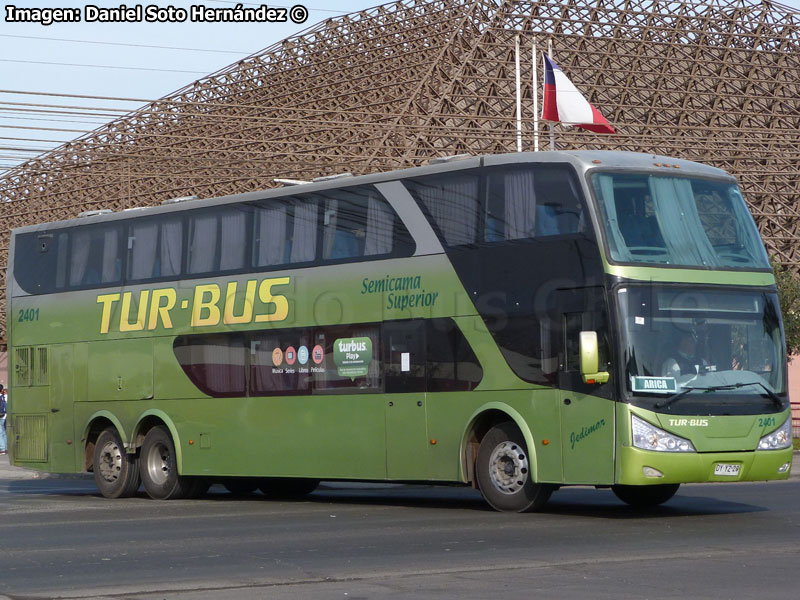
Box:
[96,277,290,334]
[360,274,439,311]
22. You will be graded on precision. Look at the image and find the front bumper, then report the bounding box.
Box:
[616,444,793,485]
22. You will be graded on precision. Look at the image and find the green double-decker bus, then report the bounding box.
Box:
[7,151,792,510]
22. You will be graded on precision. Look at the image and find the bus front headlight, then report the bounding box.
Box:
[757,418,792,450]
[632,415,696,452]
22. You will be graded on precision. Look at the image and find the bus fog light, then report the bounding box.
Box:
[643,466,664,478]
[757,418,792,451]
[632,415,695,453]
[778,463,790,473]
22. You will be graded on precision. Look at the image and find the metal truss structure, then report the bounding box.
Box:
[0,0,798,339]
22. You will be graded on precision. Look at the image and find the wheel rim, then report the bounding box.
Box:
[146,441,171,486]
[98,439,123,483]
[487,440,529,494]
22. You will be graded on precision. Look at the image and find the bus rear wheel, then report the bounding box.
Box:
[139,426,193,500]
[612,483,680,507]
[475,422,552,512]
[93,428,140,499]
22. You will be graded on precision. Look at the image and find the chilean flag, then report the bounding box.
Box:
[541,53,615,134]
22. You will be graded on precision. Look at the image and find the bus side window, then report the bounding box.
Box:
[563,312,583,372]
[173,333,247,397]
[312,324,382,393]
[69,224,122,287]
[485,168,536,241]
[187,206,250,275]
[383,321,426,393]
[533,169,585,237]
[249,331,312,395]
[407,174,480,246]
[128,217,183,281]
[426,319,483,392]
[253,200,292,267]
[320,189,404,259]
[322,191,369,260]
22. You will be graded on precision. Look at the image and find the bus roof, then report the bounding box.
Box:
[12,150,733,235]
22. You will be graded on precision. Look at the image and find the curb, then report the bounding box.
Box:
[0,454,92,480]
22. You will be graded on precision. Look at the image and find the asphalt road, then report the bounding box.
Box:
[1,466,799,600]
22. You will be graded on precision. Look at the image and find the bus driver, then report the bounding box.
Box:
[661,332,706,378]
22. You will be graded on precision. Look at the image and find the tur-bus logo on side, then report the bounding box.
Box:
[96,276,291,334]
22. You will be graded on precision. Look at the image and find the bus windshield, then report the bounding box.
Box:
[591,172,770,269]
[617,286,785,398]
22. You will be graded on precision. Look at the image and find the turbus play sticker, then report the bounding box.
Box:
[333,337,373,379]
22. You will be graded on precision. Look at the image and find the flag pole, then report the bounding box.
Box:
[514,35,523,153]
[548,39,555,151]
[532,41,539,152]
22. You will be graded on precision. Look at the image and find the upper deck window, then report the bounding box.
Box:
[13,185,415,296]
[405,165,587,247]
[591,173,769,269]
[127,216,183,280]
[68,224,123,288]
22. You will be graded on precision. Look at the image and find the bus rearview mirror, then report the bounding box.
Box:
[579,331,609,384]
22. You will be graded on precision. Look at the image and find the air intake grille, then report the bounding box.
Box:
[12,415,48,462]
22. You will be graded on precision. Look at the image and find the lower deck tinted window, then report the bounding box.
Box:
[173,318,482,397]
[427,318,484,392]
[249,324,381,395]
[173,333,247,397]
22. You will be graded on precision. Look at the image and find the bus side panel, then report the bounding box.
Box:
[175,395,388,480]
[559,392,615,484]
[425,390,564,484]
[88,338,154,402]
[48,344,78,473]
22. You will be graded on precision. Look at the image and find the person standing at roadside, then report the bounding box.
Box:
[0,384,7,454]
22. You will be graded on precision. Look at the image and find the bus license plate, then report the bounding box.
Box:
[714,463,740,476]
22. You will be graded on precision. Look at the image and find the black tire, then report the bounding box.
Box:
[93,428,140,499]
[185,477,211,499]
[223,478,259,496]
[139,426,193,500]
[259,478,320,499]
[475,422,552,512]
[612,483,680,507]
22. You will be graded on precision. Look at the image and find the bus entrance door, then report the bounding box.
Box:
[557,300,615,485]
[383,321,428,480]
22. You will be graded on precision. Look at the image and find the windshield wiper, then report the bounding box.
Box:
[703,381,785,409]
[654,382,784,410]
[654,386,706,409]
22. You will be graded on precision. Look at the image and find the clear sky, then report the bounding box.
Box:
[0,0,378,172]
[1,0,798,174]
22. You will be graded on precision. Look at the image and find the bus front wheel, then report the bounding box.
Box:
[139,426,193,500]
[93,428,140,499]
[612,483,680,507]
[475,422,552,512]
